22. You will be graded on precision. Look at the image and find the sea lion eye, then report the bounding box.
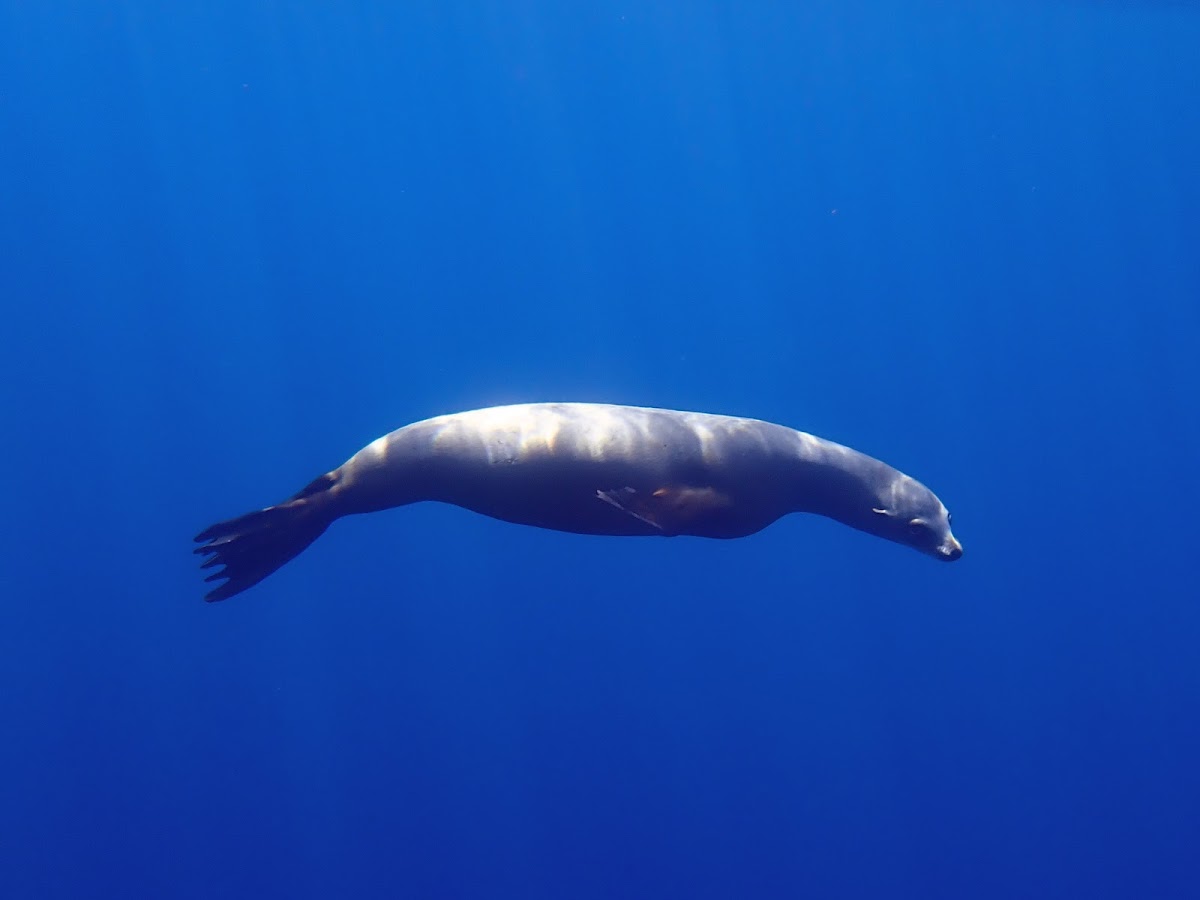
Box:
[908,519,927,536]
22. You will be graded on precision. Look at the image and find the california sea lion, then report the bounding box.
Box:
[195,402,962,601]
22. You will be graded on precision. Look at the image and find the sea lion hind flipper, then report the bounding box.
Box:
[290,471,339,501]
[193,497,333,602]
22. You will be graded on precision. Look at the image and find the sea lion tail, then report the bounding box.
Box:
[193,474,338,602]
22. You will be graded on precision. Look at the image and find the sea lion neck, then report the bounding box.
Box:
[774,429,894,527]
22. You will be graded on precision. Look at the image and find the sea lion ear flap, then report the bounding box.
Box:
[872,507,892,517]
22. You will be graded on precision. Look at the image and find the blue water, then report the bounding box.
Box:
[3,2,1198,897]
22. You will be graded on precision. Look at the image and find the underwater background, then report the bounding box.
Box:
[2,2,1198,897]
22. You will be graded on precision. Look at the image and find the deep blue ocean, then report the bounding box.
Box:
[3,2,1199,897]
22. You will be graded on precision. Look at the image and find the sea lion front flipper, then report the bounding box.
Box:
[596,485,734,533]
[596,487,665,530]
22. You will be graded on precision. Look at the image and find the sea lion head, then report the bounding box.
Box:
[869,474,962,562]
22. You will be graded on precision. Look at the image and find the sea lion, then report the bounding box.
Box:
[195,402,962,601]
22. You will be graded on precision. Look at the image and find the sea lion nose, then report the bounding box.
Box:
[940,536,963,561]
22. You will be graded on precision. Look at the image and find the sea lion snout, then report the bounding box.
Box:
[937,536,963,561]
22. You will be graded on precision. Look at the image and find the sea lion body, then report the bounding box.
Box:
[196,403,961,601]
